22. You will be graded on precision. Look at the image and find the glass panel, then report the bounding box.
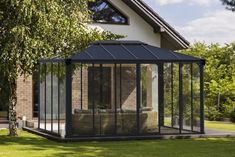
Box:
[96,64,114,135]
[72,64,82,115]
[141,66,147,108]
[140,64,159,134]
[52,63,59,133]
[88,65,99,109]
[116,64,137,135]
[39,62,65,136]
[172,63,180,131]
[88,65,112,110]
[72,64,116,136]
[161,63,180,134]
[33,70,39,118]
[72,64,93,136]
[192,63,201,132]
[45,64,52,131]
[88,0,128,24]
[182,64,192,132]
[59,63,66,137]
[163,63,172,128]
[39,63,46,130]
[0,68,9,120]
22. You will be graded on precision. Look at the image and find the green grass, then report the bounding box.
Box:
[205,120,235,132]
[1,129,235,157]
[163,118,235,132]
[0,111,7,118]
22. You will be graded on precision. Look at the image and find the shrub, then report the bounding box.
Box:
[230,108,235,123]
[206,107,223,121]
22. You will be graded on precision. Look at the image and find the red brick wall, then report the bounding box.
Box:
[16,75,33,120]
[14,65,154,121]
[71,66,138,111]
[72,68,88,112]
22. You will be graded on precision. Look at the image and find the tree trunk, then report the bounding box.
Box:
[8,74,18,136]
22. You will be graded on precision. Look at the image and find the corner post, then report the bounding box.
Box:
[65,59,72,137]
[136,63,141,134]
[179,63,183,134]
[158,63,164,132]
[38,63,41,129]
[114,63,117,134]
[200,62,205,134]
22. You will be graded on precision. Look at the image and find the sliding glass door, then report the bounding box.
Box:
[0,71,9,121]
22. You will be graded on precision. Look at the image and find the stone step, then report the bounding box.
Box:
[0,119,9,124]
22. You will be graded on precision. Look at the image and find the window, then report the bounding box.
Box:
[141,66,147,107]
[33,70,39,118]
[88,0,128,24]
[88,66,111,109]
[0,70,9,120]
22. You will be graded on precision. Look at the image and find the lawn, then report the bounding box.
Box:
[205,120,235,132]
[1,129,235,157]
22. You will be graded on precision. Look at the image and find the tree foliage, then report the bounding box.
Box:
[221,0,235,11]
[181,42,235,120]
[0,0,122,136]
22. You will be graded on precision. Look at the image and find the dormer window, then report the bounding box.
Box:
[88,0,129,24]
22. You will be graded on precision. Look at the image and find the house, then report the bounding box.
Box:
[1,0,204,139]
[88,0,189,50]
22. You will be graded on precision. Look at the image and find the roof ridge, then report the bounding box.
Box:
[136,0,189,43]
[121,0,190,50]
[92,40,148,45]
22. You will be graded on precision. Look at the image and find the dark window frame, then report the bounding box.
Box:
[88,66,112,110]
[0,70,10,120]
[88,0,130,25]
[33,69,39,118]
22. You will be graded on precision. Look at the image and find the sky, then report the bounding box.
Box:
[144,0,235,45]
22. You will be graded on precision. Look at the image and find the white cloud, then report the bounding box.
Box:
[176,10,235,44]
[153,0,215,6]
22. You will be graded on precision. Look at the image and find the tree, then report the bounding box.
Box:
[0,0,122,136]
[181,42,235,120]
[221,0,235,11]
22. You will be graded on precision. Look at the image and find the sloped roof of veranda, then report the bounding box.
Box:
[40,40,205,64]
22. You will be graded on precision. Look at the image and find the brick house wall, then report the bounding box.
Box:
[71,66,136,112]
[15,65,155,121]
[16,75,33,120]
[71,65,154,112]
[72,67,89,112]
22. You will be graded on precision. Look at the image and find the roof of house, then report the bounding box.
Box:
[121,0,190,50]
[63,41,203,63]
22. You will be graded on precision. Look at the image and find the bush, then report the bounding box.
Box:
[206,107,223,121]
[230,109,235,123]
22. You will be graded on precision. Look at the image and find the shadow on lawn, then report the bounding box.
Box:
[1,130,235,157]
[0,130,107,157]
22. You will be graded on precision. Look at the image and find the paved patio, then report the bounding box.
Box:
[2,121,235,140]
[20,122,235,142]
[205,128,235,135]
[0,123,8,130]
[21,126,235,142]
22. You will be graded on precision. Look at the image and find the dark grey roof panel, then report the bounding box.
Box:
[123,45,157,60]
[174,52,202,61]
[102,45,136,59]
[93,40,146,45]
[85,45,114,59]
[69,40,204,63]
[75,51,92,60]
[147,45,181,60]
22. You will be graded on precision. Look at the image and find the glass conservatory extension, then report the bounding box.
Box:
[38,41,205,139]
